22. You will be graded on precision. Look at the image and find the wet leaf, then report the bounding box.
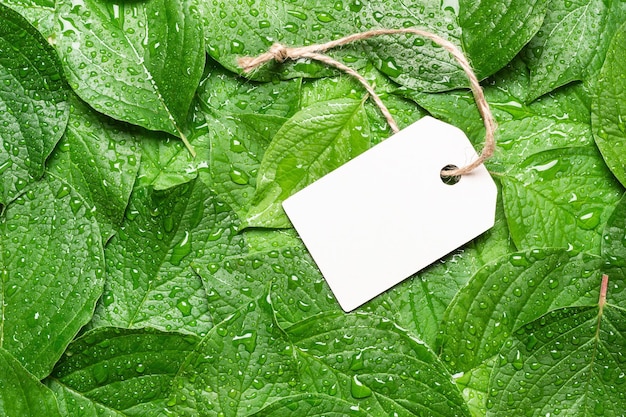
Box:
[591,22,626,187]
[524,0,626,100]
[0,3,68,205]
[55,0,204,144]
[0,347,61,417]
[487,305,626,416]
[47,95,141,241]
[245,98,370,228]
[0,175,104,378]
[440,249,603,372]
[90,179,244,336]
[50,327,200,416]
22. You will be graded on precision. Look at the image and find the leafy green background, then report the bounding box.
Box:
[1,0,625,416]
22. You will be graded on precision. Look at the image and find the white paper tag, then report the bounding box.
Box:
[282,116,498,312]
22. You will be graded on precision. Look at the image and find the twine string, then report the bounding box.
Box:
[238,28,496,177]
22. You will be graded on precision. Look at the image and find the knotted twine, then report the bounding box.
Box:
[238,28,496,177]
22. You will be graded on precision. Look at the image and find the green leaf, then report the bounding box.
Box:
[169,293,470,416]
[0,347,61,417]
[500,146,623,252]
[0,3,68,205]
[50,327,200,416]
[0,175,104,379]
[91,179,244,336]
[47,95,141,241]
[245,98,370,229]
[524,0,626,100]
[487,305,626,416]
[201,0,367,80]
[459,0,548,79]
[440,249,604,373]
[591,22,626,187]
[0,0,55,37]
[138,61,301,192]
[55,0,204,144]
[603,193,626,268]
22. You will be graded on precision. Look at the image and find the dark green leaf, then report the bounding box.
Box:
[0,347,61,417]
[440,249,603,372]
[91,179,244,336]
[0,3,68,205]
[50,327,200,416]
[0,175,104,379]
[459,0,548,79]
[55,0,204,143]
[487,306,626,416]
[201,0,366,80]
[0,0,55,37]
[591,22,626,187]
[47,95,141,241]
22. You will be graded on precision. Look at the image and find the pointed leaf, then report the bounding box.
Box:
[47,95,141,241]
[0,0,55,37]
[55,0,204,141]
[500,146,623,252]
[440,249,604,372]
[0,347,61,417]
[0,175,104,379]
[50,327,199,416]
[0,3,68,205]
[245,98,370,228]
[91,180,244,336]
[459,0,548,79]
[591,22,626,187]
[487,305,626,416]
[524,0,626,100]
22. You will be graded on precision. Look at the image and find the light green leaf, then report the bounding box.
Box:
[0,0,55,37]
[47,95,141,241]
[459,0,548,79]
[50,327,200,416]
[91,179,244,336]
[55,0,204,144]
[0,347,61,417]
[487,305,626,416]
[0,3,68,205]
[455,359,495,417]
[440,249,603,373]
[524,0,626,100]
[245,98,370,229]
[0,175,104,379]
[591,22,626,187]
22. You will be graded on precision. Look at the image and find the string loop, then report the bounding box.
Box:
[238,29,496,177]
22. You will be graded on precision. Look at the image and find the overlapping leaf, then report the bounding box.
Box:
[524,0,626,100]
[0,348,61,417]
[0,3,68,205]
[591,22,626,187]
[0,175,104,378]
[47,95,141,241]
[245,98,370,228]
[55,0,204,147]
[91,179,243,336]
[487,305,626,416]
[50,327,200,416]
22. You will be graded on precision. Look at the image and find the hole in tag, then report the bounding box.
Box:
[440,164,461,185]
